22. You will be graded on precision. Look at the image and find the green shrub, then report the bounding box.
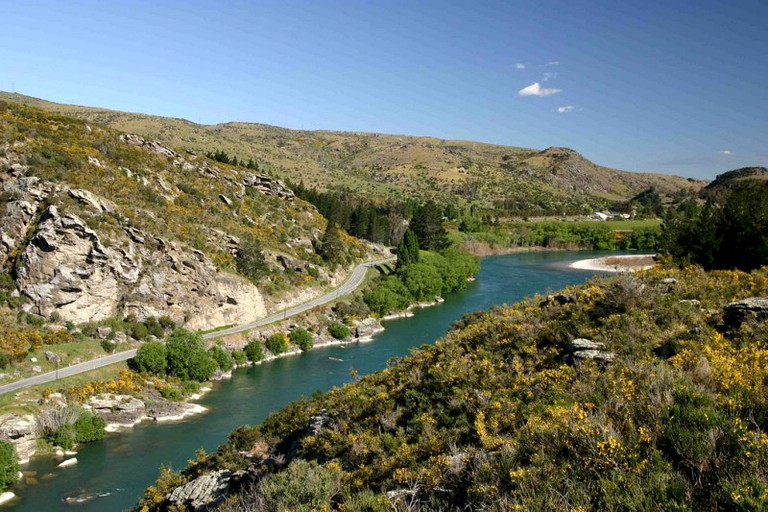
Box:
[74,412,105,443]
[256,459,342,511]
[159,384,184,401]
[165,329,216,382]
[129,322,149,340]
[208,345,234,372]
[129,341,167,375]
[328,322,351,340]
[266,333,288,355]
[289,328,314,351]
[101,338,116,353]
[244,340,264,362]
[231,349,247,365]
[0,440,19,491]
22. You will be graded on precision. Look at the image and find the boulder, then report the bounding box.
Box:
[353,317,385,340]
[166,470,232,511]
[0,414,38,463]
[723,297,768,329]
[563,338,616,365]
[68,188,115,214]
[87,394,145,427]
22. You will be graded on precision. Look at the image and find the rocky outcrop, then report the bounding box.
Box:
[353,317,385,341]
[10,202,265,328]
[146,401,207,422]
[86,394,146,429]
[0,414,38,464]
[68,189,115,214]
[166,470,233,511]
[563,338,616,365]
[120,134,179,158]
[16,206,130,322]
[723,297,768,329]
[540,293,576,307]
[243,172,294,201]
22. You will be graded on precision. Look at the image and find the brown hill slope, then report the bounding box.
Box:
[0,92,702,214]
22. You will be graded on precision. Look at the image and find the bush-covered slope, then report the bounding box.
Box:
[138,265,768,511]
[0,92,702,216]
[0,100,371,332]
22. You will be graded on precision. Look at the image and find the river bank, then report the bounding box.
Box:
[569,253,656,272]
[5,251,607,511]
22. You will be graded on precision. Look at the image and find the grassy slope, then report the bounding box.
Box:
[139,265,768,511]
[0,92,703,212]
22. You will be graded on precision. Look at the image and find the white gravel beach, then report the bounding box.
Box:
[569,254,655,272]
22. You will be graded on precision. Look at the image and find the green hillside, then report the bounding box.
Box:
[137,263,768,511]
[0,92,703,216]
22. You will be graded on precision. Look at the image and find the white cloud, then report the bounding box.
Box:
[518,82,562,97]
[557,105,575,113]
[546,61,560,66]
[719,150,733,155]
[542,71,558,82]
[515,63,526,69]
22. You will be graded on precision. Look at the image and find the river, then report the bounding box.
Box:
[8,251,610,511]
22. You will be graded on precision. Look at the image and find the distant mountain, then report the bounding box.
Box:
[0,92,703,215]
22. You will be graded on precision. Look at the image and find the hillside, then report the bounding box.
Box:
[137,265,768,511]
[0,93,702,215]
[0,100,374,334]
[700,166,768,202]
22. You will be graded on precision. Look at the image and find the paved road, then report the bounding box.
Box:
[0,257,394,395]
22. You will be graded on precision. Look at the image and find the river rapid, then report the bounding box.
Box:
[8,251,611,511]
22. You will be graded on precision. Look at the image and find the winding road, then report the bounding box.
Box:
[0,257,394,395]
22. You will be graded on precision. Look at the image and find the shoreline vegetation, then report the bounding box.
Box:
[0,244,478,500]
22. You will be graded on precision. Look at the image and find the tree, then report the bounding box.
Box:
[236,235,269,282]
[0,440,18,490]
[400,262,443,302]
[165,329,216,382]
[129,341,167,375]
[244,339,264,362]
[266,333,288,355]
[659,181,768,271]
[74,412,106,443]
[289,328,313,351]
[328,322,351,340]
[397,229,420,268]
[208,345,234,371]
[410,200,449,251]
[364,276,413,316]
[316,222,346,265]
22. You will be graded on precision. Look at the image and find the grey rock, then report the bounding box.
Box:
[31,366,42,373]
[87,394,145,426]
[218,194,233,207]
[166,470,232,511]
[0,414,38,463]
[120,134,179,158]
[96,327,112,339]
[353,317,384,339]
[563,338,616,365]
[242,172,295,201]
[44,351,60,363]
[568,338,605,351]
[68,189,115,214]
[723,297,768,329]
[679,299,701,308]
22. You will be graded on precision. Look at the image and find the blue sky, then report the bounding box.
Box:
[1,0,766,179]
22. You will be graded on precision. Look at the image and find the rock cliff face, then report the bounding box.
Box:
[1,170,266,329]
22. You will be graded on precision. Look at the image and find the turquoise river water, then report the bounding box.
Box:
[7,250,614,511]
